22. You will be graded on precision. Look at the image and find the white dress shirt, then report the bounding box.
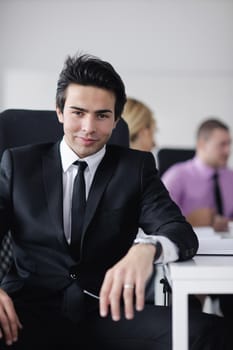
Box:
[60,138,178,263]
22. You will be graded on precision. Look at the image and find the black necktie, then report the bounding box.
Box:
[213,172,223,215]
[70,161,88,259]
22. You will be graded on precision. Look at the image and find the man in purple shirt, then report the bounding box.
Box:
[162,118,233,320]
[162,118,233,232]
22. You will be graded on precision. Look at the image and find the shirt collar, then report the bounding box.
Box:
[60,137,106,176]
[193,156,226,178]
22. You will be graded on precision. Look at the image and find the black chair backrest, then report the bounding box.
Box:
[0,109,129,159]
[0,109,64,158]
[108,117,129,148]
[157,147,195,177]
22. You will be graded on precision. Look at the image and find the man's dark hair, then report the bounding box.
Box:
[56,53,127,120]
[197,118,229,140]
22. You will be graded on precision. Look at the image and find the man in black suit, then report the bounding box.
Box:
[0,54,229,349]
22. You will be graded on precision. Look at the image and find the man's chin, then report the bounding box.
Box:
[218,161,228,168]
[76,145,102,158]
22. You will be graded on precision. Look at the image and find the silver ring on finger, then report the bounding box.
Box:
[123,284,134,289]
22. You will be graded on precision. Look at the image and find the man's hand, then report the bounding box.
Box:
[0,288,22,346]
[212,214,229,232]
[186,207,215,227]
[186,207,229,232]
[99,243,155,321]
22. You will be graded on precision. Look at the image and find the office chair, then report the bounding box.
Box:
[0,109,129,159]
[0,108,129,279]
[157,147,195,177]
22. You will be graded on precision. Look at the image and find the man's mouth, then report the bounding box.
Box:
[77,135,98,145]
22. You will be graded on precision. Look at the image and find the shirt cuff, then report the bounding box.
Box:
[134,229,179,264]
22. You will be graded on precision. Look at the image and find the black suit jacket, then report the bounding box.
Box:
[0,142,198,320]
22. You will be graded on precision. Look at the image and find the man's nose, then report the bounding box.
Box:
[82,116,96,132]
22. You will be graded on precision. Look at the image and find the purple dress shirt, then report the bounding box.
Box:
[162,156,233,218]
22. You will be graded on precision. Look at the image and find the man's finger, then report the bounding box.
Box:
[123,284,134,319]
[99,270,113,318]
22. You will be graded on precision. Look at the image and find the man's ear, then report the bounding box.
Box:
[56,107,64,124]
[197,138,206,150]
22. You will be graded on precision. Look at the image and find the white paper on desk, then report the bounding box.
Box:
[194,226,233,255]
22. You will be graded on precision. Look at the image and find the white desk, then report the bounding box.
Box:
[167,256,233,350]
[194,226,233,255]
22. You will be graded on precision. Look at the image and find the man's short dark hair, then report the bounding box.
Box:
[197,118,229,140]
[56,53,127,120]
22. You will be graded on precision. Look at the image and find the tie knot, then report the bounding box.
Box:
[73,160,87,172]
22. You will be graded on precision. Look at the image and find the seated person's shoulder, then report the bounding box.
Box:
[162,159,192,181]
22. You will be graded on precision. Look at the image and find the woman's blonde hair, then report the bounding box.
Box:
[122,97,155,142]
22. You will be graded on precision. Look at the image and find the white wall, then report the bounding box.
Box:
[1,0,233,164]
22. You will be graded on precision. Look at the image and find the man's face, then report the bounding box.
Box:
[57,84,117,158]
[199,128,232,168]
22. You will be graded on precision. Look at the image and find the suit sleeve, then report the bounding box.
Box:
[138,152,198,261]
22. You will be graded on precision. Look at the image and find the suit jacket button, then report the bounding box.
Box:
[70,272,78,280]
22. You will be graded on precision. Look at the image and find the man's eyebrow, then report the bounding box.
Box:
[95,109,113,114]
[69,106,88,112]
[69,106,113,114]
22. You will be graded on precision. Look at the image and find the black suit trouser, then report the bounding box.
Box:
[0,296,232,350]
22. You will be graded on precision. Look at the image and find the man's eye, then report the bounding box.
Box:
[73,111,83,116]
[97,114,108,119]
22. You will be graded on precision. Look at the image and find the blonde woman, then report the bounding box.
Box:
[122,97,156,151]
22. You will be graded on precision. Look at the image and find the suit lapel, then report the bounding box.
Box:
[82,147,118,236]
[42,142,66,245]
